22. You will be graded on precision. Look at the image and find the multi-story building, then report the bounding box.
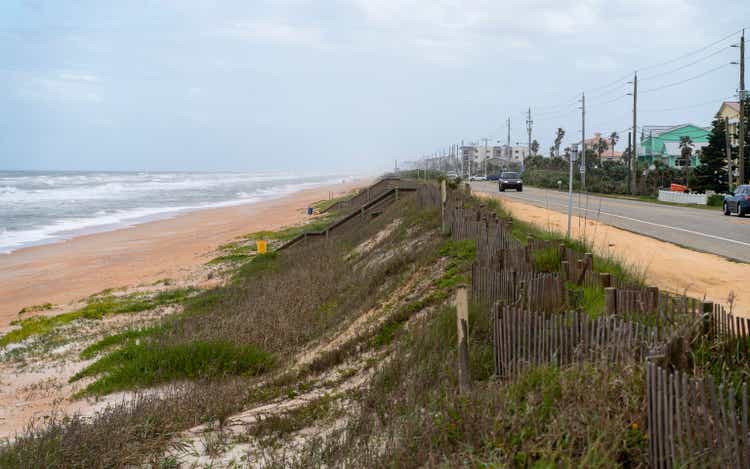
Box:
[717,101,741,146]
[638,124,710,168]
[585,132,623,161]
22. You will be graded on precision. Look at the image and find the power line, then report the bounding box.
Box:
[640,95,736,112]
[640,47,731,80]
[640,63,732,93]
[638,28,742,72]
[589,93,629,106]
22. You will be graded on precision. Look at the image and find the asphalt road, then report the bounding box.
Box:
[470,182,750,263]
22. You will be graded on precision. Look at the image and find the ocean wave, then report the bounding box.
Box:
[0,173,353,254]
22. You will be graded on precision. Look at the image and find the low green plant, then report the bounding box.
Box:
[79,327,158,360]
[533,246,562,272]
[17,303,54,315]
[71,340,274,396]
[0,289,195,347]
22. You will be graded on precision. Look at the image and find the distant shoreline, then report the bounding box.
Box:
[0,179,368,325]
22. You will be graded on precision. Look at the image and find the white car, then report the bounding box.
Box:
[469,175,487,181]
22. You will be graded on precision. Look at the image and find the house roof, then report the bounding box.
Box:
[641,123,710,138]
[722,101,740,112]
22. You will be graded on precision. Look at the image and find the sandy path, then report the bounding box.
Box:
[479,194,750,317]
[0,180,367,326]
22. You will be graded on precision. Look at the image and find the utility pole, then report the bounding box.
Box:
[726,117,734,191]
[626,131,632,191]
[482,137,489,178]
[739,28,746,185]
[506,117,511,161]
[567,144,578,239]
[581,93,586,190]
[630,72,638,194]
[526,108,533,165]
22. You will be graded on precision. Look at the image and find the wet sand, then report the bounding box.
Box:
[0,180,366,326]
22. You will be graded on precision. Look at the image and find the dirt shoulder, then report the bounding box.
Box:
[478,193,750,317]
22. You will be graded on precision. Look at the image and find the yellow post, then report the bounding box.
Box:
[256,239,267,254]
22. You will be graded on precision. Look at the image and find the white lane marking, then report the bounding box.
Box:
[487,189,750,249]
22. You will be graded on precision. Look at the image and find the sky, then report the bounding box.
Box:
[0,0,747,173]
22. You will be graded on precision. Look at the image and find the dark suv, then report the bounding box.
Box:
[724,184,750,217]
[498,172,523,192]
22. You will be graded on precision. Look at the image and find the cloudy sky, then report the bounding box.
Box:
[0,0,747,173]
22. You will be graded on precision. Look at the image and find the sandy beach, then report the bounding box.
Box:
[0,179,366,327]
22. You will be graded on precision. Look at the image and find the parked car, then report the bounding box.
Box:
[469,175,487,181]
[724,184,750,217]
[487,174,500,181]
[498,172,523,192]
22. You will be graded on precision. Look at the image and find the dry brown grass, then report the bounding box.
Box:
[0,196,442,468]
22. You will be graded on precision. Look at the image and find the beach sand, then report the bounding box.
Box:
[0,180,366,327]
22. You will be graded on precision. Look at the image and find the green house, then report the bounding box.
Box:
[638,124,709,168]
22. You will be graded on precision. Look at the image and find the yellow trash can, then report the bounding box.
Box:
[256,239,267,254]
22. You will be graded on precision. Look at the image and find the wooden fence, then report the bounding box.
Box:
[472,265,566,313]
[647,361,750,468]
[312,178,750,468]
[493,305,662,379]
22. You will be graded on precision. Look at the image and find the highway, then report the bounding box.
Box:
[470,182,750,263]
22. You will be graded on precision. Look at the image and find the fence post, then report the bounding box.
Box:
[455,286,471,394]
[599,272,611,288]
[441,180,448,235]
[605,287,617,315]
[701,301,714,336]
[646,286,659,314]
[561,261,569,282]
[464,182,471,194]
[525,236,533,263]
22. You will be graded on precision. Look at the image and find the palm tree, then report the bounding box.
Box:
[609,131,619,158]
[530,139,540,156]
[553,128,565,157]
[679,136,694,186]
[596,139,609,161]
[679,136,694,167]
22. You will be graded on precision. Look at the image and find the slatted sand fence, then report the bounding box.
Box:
[492,305,664,379]
[646,362,750,468]
[710,303,750,341]
[472,265,566,313]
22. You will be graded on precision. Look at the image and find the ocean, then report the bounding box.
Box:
[0,171,349,254]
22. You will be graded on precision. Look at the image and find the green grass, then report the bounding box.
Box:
[233,251,279,281]
[435,239,477,290]
[372,321,404,347]
[567,283,606,318]
[79,327,158,360]
[0,288,195,347]
[245,213,337,243]
[580,189,720,211]
[532,246,562,272]
[208,240,255,264]
[17,303,54,315]
[311,193,353,212]
[70,340,274,396]
[480,195,643,286]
